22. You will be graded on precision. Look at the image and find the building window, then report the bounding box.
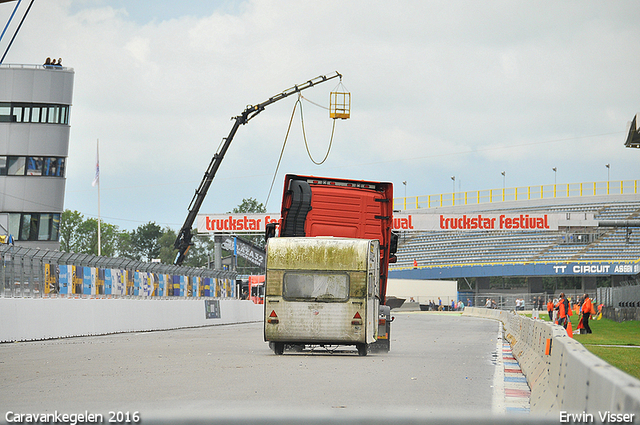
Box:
[0,103,10,122]
[0,102,70,125]
[38,213,51,241]
[26,157,43,176]
[8,212,61,241]
[0,156,65,177]
[8,213,19,239]
[30,106,40,123]
[43,157,64,176]
[13,106,23,122]
[20,213,36,241]
[7,157,25,175]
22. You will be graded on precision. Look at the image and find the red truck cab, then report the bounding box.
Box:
[248,275,265,304]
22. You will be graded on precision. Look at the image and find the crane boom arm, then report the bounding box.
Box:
[174,72,342,265]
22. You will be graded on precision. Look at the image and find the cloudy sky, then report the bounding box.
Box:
[2,1,639,231]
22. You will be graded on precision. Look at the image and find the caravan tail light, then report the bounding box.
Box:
[351,312,362,325]
[267,310,279,324]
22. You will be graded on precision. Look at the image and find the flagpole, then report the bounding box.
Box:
[96,139,101,256]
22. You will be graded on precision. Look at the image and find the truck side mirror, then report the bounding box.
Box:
[390,232,399,254]
[265,222,278,242]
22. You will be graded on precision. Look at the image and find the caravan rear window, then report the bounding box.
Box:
[283,272,349,301]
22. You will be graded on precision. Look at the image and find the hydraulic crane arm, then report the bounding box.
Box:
[174,71,342,265]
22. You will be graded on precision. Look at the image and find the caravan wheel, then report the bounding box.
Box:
[273,342,285,355]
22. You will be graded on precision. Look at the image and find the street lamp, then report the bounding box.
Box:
[402,181,407,209]
[606,164,610,182]
[501,171,506,189]
[552,167,557,185]
[451,176,456,205]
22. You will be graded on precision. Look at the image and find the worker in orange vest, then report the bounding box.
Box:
[555,292,572,329]
[581,293,595,334]
[546,298,554,321]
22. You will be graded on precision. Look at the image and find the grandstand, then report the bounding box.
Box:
[389,180,640,283]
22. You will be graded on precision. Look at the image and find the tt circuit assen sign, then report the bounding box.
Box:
[198,212,592,233]
[391,262,640,280]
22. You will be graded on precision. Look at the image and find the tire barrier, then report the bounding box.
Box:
[463,307,640,417]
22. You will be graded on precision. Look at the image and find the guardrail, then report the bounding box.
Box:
[394,179,639,210]
[0,63,74,71]
[463,307,640,416]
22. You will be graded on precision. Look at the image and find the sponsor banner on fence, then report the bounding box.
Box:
[199,212,593,233]
[41,266,234,298]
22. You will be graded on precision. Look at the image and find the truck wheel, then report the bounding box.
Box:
[377,337,390,352]
[273,342,285,355]
[356,343,368,356]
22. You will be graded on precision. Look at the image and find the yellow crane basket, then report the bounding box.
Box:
[330,84,350,119]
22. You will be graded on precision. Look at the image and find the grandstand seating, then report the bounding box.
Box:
[392,201,640,270]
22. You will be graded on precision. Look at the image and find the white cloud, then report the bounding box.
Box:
[2,0,639,229]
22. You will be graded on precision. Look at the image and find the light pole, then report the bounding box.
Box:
[501,171,506,189]
[552,167,557,185]
[451,176,455,205]
[402,181,407,209]
[606,164,610,182]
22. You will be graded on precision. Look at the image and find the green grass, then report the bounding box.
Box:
[585,346,640,379]
[571,317,640,380]
[522,312,640,379]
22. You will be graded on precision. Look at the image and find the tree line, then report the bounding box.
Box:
[59,198,266,271]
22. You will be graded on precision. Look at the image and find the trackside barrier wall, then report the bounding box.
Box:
[0,245,264,342]
[0,297,264,342]
[463,307,640,417]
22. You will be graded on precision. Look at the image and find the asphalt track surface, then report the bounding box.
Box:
[0,312,517,422]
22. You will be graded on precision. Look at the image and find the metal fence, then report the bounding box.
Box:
[393,179,639,210]
[0,244,237,299]
[464,292,548,311]
[597,283,640,308]
[400,292,548,311]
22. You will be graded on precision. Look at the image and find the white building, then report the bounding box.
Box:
[0,63,74,249]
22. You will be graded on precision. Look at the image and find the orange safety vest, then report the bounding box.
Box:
[547,300,553,312]
[557,298,572,318]
[582,298,596,315]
